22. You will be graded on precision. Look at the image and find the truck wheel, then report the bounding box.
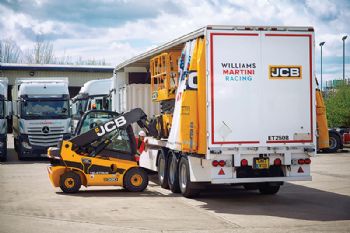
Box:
[60,171,81,193]
[178,157,200,198]
[168,151,180,193]
[124,167,148,192]
[258,183,280,195]
[325,131,341,153]
[157,149,169,189]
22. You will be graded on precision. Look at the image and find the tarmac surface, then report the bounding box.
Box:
[0,134,349,233]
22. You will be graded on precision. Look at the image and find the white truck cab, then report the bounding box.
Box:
[71,78,112,130]
[12,78,71,159]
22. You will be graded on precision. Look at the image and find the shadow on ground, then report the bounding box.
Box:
[194,182,350,222]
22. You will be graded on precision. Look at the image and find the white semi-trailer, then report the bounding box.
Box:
[0,78,8,161]
[12,78,71,159]
[114,25,316,197]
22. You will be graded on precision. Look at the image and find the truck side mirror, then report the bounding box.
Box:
[102,97,109,110]
[6,101,12,119]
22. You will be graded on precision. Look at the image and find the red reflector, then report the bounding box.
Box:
[212,160,219,167]
[298,167,304,173]
[241,159,248,167]
[304,158,311,164]
[218,168,225,175]
[219,160,226,167]
[298,159,305,165]
[274,158,282,166]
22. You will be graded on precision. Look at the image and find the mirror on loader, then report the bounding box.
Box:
[74,110,136,160]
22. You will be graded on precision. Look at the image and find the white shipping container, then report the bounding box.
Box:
[119,84,160,133]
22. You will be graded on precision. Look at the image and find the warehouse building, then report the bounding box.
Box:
[0,63,114,99]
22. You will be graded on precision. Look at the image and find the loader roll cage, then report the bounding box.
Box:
[69,108,152,160]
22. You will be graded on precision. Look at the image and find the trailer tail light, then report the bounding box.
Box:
[304,158,311,164]
[274,158,282,166]
[212,160,219,167]
[241,159,248,167]
[218,160,226,167]
[298,159,305,165]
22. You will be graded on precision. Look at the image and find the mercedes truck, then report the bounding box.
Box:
[12,78,71,159]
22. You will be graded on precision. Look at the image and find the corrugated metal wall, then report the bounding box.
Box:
[120,84,160,134]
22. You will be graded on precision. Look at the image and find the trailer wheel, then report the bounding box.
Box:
[178,157,200,198]
[124,167,148,192]
[60,171,81,193]
[168,151,180,193]
[258,183,280,195]
[325,131,341,153]
[157,149,169,189]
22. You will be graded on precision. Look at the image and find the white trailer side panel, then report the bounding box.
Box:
[207,29,315,148]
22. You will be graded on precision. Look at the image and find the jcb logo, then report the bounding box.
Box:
[269,66,302,80]
[96,116,127,137]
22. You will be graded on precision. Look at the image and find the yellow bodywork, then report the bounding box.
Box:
[150,51,181,102]
[316,89,330,149]
[47,141,138,187]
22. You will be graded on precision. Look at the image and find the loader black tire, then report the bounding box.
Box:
[157,149,169,189]
[178,157,200,198]
[324,131,341,153]
[258,183,280,195]
[124,167,148,192]
[168,151,180,193]
[60,171,81,193]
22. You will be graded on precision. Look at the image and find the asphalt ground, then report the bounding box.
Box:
[0,134,349,233]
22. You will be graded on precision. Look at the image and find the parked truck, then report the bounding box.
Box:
[71,78,112,129]
[113,25,316,197]
[0,78,8,161]
[12,78,71,159]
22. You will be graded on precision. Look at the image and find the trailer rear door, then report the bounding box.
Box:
[207,28,315,148]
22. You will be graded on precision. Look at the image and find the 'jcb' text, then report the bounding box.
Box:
[269,66,302,80]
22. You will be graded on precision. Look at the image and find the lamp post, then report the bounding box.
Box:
[319,41,325,91]
[342,35,347,82]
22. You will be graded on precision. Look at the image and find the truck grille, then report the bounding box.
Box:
[27,126,65,147]
[27,126,65,134]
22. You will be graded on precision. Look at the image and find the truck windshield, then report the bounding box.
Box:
[22,100,70,119]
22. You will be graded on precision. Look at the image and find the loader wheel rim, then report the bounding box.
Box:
[64,178,75,188]
[130,174,143,187]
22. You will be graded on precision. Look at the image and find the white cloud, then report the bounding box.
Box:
[0,0,349,82]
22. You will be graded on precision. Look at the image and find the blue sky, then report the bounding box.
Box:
[0,0,349,82]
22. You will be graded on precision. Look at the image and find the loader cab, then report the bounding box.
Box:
[75,110,137,160]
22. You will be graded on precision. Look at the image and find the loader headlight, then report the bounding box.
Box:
[22,141,32,150]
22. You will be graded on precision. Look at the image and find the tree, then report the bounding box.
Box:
[325,83,350,127]
[24,38,54,64]
[0,39,22,63]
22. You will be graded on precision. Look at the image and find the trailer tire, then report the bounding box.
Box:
[258,183,280,195]
[325,131,341,153]
[157,149,169,189]
[60,171,81,193]
[124,167,148,192]
[178,157,200,198]
[168,151,180,193]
